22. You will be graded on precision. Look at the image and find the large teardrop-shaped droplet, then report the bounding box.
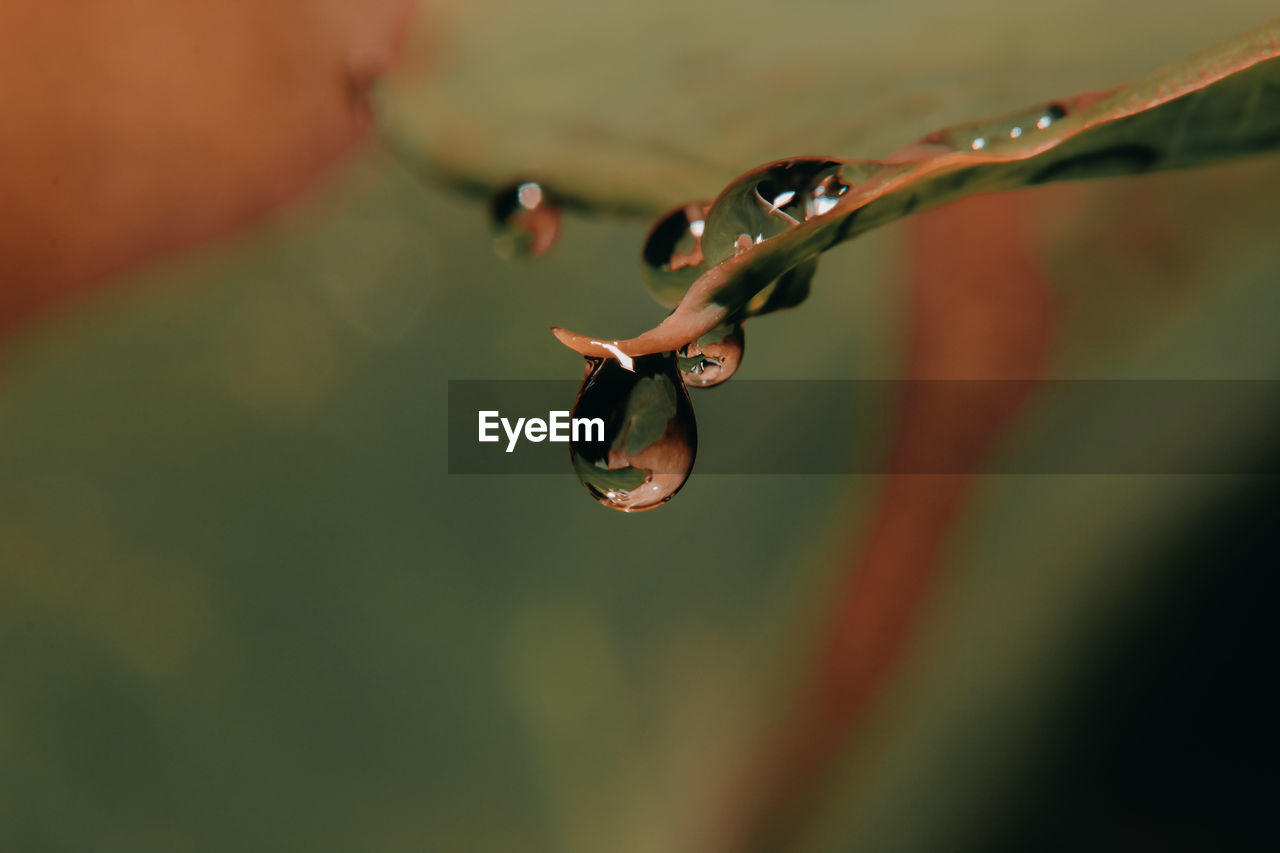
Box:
[678,323,745,388]
[569,353,697,512]
[641,200,710,307]
[489,180,561,259]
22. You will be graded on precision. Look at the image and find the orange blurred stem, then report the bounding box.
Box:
[713,190,1059,852]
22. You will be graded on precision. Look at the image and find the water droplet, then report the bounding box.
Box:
[641,200,711,307]
[701,159,848,264]
[489,180,561,259]
[971,137,986,151]
[1036,104,1066,130]
[1009,126,1023,139]
[678,323,745,388]
[755,162,850,224]
[570,354,697,512]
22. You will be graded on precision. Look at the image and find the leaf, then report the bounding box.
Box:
[378,1,1278,212]
[550,20,1280,360]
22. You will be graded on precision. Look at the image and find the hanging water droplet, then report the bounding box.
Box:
[489,180,561,260]
[678,323,745,388]
[641,201,710,307]
[1009,126,1023,139]
[570,354,697,512]
[971,136,987,151]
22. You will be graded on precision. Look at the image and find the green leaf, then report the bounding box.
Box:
[378,2,1278,213]
[550,20,1280,360]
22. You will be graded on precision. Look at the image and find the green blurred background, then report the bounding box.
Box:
[2,2,1279,850]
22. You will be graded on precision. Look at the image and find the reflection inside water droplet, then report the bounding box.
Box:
[700,159,849,264]
[971,137,986,151]
[570,354,697,512]
[641,200,711,307]
[754,161,850,226]
[678,323,744,388]
[769,189,797,211]
[489,180,561,260]
[807,166,849,217]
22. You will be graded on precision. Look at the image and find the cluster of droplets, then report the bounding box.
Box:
[489,180,561,259]
[958,103,1068,152]
[486,160,862,510]
[483,174,770,510]
[476,100,1086,511]
[504,100,1085,511]
[566,324,746,511]
[569,161,852,511]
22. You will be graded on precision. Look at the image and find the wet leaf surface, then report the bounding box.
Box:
[549,20,1280,360]
[381,1,1278,212]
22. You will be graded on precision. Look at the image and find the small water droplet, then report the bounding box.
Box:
[644,202,708,273]
[971,137,986,151]
[1036,104,1066,130]
[1009,126,1023,139]
[570,354,697,512]
[678,323,745,388]
[489,180,561,260]
[641,200,711,307]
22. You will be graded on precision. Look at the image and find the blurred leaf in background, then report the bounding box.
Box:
[0,0,414,334]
